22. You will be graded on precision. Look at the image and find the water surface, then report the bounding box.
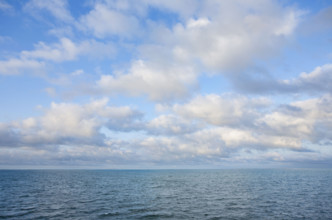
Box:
[1,169,332,219]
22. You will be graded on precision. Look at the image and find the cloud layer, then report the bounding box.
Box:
[0,0,331,168]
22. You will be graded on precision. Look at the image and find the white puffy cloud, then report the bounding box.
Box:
[291,64,332,94]
[186,127,256,150]
[142,0,303,73]
[96,60,198,102]
[171,92,331,151]
[21,38,116,62]
[1,94,331,166]
[0,38,115,75]
[79,2,140,38]
[258,94,332,144]
[0,58,44,75]
[132,125,303,164]
[1,0,331,167]
[21,38,78,62]
[89,0,302,102]
[146,114,201,135]
[83,0,303,103]
[174,94,270,126]
[291,95,332,142]
[0,98,141,147]
[232,63,332,95]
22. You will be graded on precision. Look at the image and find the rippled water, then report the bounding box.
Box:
[1,169,332,219]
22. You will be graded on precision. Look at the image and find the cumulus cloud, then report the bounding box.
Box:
[1,0,331,167]
[166,93,332,153]
[174,94,270,126]
[21,38,116,62]
[290,64,332,94]
[301,6,332,33]
[83,0,302,103]
[290,95,332,142]
[79,2,140,38]
[146,114,202,136]
[0,98,141,148]
[257,94,332,144]
[0,38,115,75]
[131,126,303,164]
[234,63,332,95]
[1,93,331,166]
[81,0,304,102]
[0,58,44,75]
[96,60,198,102]
[142,0,303,73]
[2,0,304,97]
[0,123,21,147]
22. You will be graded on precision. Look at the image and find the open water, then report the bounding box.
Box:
[1,169,332,219]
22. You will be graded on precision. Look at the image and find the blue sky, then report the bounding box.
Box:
[0,0,332,169]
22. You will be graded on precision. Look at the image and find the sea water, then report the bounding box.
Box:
[1,169,332,219]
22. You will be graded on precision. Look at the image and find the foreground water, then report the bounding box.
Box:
[1,169,332,219]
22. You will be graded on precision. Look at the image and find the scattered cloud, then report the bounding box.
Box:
[0,58,44,75]
[24,0,74,23]
[256,94,332,146]
[0,35,12,44]
[290,64,332,94]
[96,60,198,102]
[0,38,115,75]
[0,0,13,14]
[144,0,198,19]
[301,6,332,33]
[79,2,140,38]
[44,87,56,97]
[0,98,141,148]
[174,94,270,126]
[0,0,331,167]
[21,38,116,62]
[140,0,303,73]
[146,114,202,136]
[233,63,332,95]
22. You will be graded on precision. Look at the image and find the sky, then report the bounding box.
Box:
[0,0,332,169]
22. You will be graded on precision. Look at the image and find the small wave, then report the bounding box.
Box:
[99,212,121,218]
[137,213,174,219]
[0,210,35,219]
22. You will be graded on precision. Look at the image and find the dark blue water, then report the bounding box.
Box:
[1,169,332,219]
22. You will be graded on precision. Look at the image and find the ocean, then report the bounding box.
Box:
[1,169,332,219]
